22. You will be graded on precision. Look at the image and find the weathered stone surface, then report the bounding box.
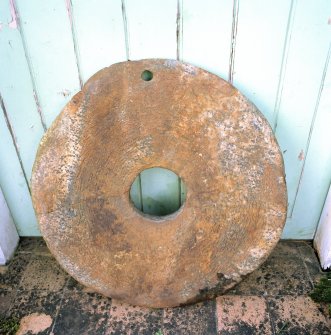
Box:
[31,59,287,308]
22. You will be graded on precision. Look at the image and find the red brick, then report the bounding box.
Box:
[216,296,272,334]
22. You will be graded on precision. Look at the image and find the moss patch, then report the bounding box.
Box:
[310,272,331,315]
[0,316,20,335]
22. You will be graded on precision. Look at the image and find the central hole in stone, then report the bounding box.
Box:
[130,167,187,217]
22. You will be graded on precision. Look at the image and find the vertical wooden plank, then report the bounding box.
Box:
[180,179,187,206]
[176,0,183,61]
[0,105,39,236]
[0,187,19,264]
[15,0,81,127]
[129,176,143,211]
[70,0,127,83]
[124,0,179,212]
[228,0,239,84]
[282,45,331,239]
[314,183,331,269]
[140,168,181,216]
[232,0,292,125]
[275,0,331,220]
[125,0,177,60]
[0,1,45,181]
[181,0,233,79]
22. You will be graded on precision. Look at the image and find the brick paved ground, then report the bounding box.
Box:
[0,239,330,334]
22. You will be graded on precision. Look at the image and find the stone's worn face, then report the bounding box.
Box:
[31,59,287,308]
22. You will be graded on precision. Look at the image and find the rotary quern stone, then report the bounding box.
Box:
[31,59,287,308]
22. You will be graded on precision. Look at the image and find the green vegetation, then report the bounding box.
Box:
[310,272,331,315]
[0,316,20,335]
[276,322,289,334]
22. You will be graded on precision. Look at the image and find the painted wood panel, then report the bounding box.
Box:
[0,187,19,264]
[0,0,45,181]
[124,0,177,60]
[0,104,38,236]
[232,0,292,125]
[140,168,182,216]
[181,0,233,79]
[15,0,81,127]
[130,177,143,211]
[0,0,330,238]
[314,183,331,269]
[69,0,127,83]
[124,0,181,213]
[283,44,331,239]
[275,0,331,217]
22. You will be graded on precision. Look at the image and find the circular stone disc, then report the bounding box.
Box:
[31,59,287,308]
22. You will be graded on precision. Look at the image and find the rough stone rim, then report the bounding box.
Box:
[31,59,288,308]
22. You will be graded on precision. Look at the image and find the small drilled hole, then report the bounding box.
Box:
[141,70,153,81]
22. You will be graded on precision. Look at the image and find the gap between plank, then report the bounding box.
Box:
[176,0,183,61]
[273,0,297,132]
[65,0,84,89]
[0,94,31,194]
[138,174,144,212]
[228,0,239,84]
[290,42,331,217]
[177,0,183,206]
[121,0,130,61]
[11,0,47,132]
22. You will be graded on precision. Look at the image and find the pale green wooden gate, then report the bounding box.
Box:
[0,0,330,238]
